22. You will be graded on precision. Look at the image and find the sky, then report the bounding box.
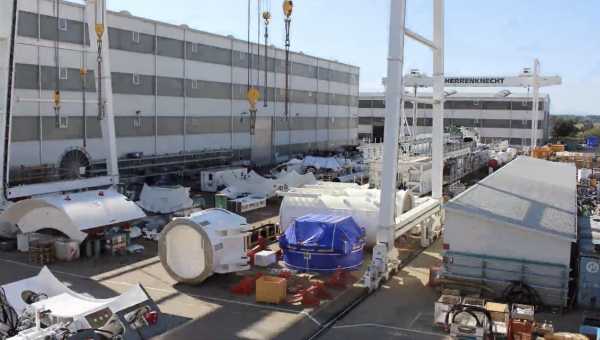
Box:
[99,0,600,115]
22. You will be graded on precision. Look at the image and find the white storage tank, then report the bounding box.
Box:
[279,190,415,246]
[158,208,250,284]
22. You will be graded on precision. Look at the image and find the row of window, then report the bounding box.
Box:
[40,13,356,84]
[359,99,545,111]
[55,116,353,128]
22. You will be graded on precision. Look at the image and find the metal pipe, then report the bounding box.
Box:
[532,59,540,148]
[431,0,445,201]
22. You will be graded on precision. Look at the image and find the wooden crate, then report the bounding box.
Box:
[256,276,286,304]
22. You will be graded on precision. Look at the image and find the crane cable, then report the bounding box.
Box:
[246,0,260,134]
[283,1,293,121]
[80,6,88,147]
[95,0,106,120]
[53,0,60,126]
[262,0,271,107]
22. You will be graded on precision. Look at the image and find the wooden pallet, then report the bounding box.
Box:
[28,240,54,265]
[107,248,127,257]
[29,252,54,265]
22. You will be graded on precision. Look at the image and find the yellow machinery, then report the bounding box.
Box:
[531,148,549,160]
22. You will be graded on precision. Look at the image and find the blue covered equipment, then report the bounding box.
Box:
[279,214,366,273]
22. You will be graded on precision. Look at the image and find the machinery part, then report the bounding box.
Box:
[58,146,92,180]
[501,281,542,307]
[262,3,270,107]
[229,272,265,295]
[95,0,106,120]
[52,0,61,127]
[158,209,251,285]
[247,88,260,135]
[282,1,293,120]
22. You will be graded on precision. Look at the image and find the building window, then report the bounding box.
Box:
[474,118,479,124]
[280,117,284,123]
[308,92,312,97]
[331,117,335,122]
[522,119,527,125]
[58,18,67,31]
[132,31,140,43]
[133,116,141,127]
[192,80,198,89]
[382,117,385,122]
[240,52,246,60]
[280,60,286,67]
[521,138,527,145]
[192,117,198,125]
[132,74,140,85]
[309,65,314,72]
[239,150,244,161]
[191,43,198,52]
[58,116,68,128]
[240,84,246,93]
[59,67,68,79]
[474,101,480,105]
[279,88,285,95]
[522,101,527,106]
[239,117,244,124]
[308,117,311,123]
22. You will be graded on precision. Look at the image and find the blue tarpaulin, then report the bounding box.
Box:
[279,214,366,273]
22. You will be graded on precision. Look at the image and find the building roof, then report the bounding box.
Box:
[445,156,577,242]
[360,92,550,100]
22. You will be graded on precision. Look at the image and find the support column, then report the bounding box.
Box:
[431,0,445,201]
[378,0,406,240]
[84,0,119,186]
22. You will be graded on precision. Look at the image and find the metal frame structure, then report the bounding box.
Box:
[363,0,445,291]
[390,59,562,148]
[0,0,119,203]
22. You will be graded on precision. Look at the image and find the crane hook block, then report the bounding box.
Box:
[94,24,104,38]
[283,1,293,17]
[247,88,260,110]
[54,90,60,104]
[263,11,271,22]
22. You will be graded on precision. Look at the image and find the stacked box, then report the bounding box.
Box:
[104,233,127,256]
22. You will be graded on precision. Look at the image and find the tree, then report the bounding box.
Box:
[581,120,595,132]
[550,118,579,138]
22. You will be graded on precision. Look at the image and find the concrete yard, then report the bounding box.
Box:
[0,196,413,340]
[319,238,584,340]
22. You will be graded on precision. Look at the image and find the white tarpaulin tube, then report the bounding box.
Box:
[0,190,146,242]
[159,208,250,285]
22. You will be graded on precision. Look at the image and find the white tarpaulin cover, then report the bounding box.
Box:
[0,267,151,328]
[136,184,193,214]
[0,190,146,242]
[219,170,317,198]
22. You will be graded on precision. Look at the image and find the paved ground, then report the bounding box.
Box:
[319,238,585,340]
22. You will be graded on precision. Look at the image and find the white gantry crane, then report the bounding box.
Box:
[362,0,445,291]
[394,60,562,148]
[0,0,119,206]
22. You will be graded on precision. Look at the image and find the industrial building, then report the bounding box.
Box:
[358,92,550,145]
[441,156,576,306]
[10,0,359,173]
